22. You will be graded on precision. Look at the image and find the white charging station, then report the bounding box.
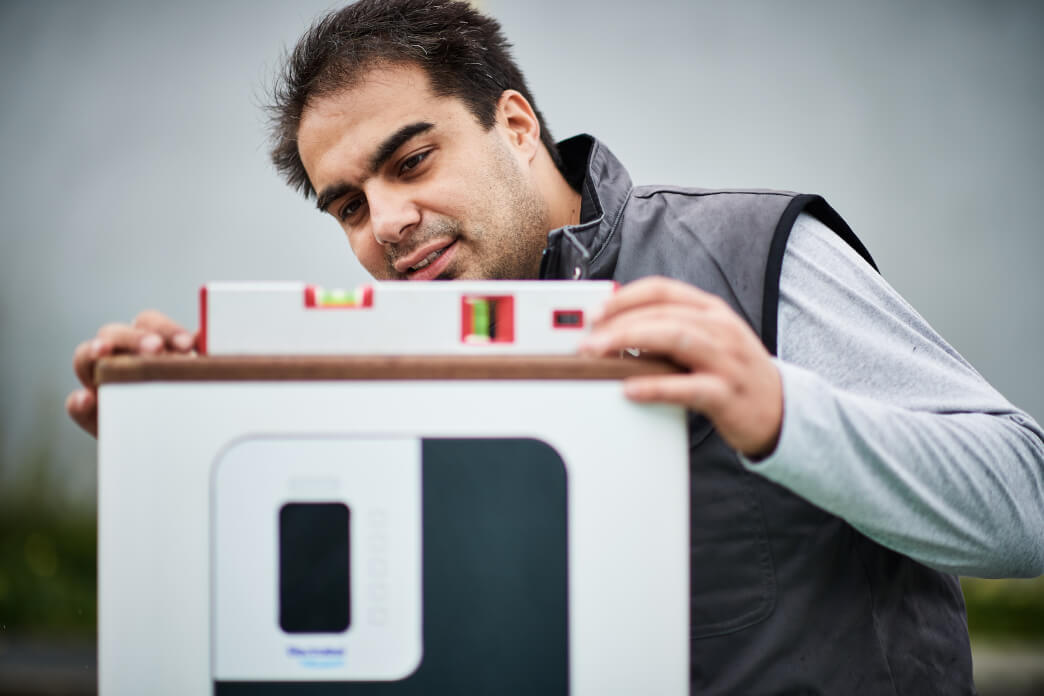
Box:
[96,282,690,695]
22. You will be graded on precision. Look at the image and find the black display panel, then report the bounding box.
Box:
[220,438,569,695]
[279,502,351,634]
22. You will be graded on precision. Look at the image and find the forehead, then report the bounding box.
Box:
[297,64,469,187]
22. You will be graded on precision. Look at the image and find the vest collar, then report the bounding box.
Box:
[539,135,632,280]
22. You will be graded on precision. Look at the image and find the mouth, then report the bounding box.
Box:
[397,238,458,281]
[410,247,447,272]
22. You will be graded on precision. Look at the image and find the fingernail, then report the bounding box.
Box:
[77,391,89,408]
[90,339,104,358]
[140,334,163,353]
[172,333,193,351]
[589,306,604,324]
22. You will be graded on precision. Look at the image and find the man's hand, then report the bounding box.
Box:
[579,277,783,459]
[67,310,197,437]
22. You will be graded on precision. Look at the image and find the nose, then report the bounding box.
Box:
[368,185,420,246]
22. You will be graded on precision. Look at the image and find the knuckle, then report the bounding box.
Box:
[717,316,742,341]
[725,341,747,366]
[635,276,667,298]
[670,327,689,350]
[708,294,730,312]
[133,309,160,327]
[99,322,128,336]
[600,298,623,317]
[654,275,675,289]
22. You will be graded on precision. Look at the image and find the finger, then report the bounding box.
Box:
[133,310,194,352]
[592,276,720,325]
[587,303,716,339]
[581,304,713,357]
[580,317,721,367]
[74,336,118,392]
[97,323,165,355]
[75,321,173,391]
[624,371,782,457]
[65,389,98,438]
[622,373,729,413]
[73,339,101,390]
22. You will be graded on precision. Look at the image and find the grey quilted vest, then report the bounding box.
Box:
[541,135,974,695]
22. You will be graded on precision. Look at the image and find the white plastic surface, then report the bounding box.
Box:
[98,380,688,695]
[212,438,422,680]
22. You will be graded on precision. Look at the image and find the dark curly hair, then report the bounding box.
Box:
[268,0,562,200]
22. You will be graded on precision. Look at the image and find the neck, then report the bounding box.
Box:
[549,175,582,229]
[538,153,582,230]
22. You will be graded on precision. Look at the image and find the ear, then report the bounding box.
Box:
[495,90,541,163]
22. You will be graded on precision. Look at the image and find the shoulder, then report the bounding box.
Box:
[632,185,798,205]
[626,186,802,238]
[784,213,885,296]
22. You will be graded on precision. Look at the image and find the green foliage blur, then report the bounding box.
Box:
[0,443,96,638]
[963,576,1044,644]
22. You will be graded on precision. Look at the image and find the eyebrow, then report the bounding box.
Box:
[315,121,435,213]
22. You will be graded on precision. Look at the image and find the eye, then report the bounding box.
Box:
[338,195,366,223]
[399,149,431,174]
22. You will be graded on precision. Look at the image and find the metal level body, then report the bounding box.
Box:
[201,281,616,355]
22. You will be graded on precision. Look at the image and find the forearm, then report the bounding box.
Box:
[747,361,1044,577]
[752,211,1044,577]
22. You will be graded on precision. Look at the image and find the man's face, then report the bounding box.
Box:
[297,64,550,281]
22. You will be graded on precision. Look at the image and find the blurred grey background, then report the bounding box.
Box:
[0,1,1042,693]
[4,0,1041,504]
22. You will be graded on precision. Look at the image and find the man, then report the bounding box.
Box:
[68,0,1044,693]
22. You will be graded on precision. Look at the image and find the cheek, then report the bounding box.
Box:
[417,166,485,220]
[416,187,466,221]
[346,229,388,278]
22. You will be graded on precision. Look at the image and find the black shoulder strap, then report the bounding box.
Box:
[761,194,879,355]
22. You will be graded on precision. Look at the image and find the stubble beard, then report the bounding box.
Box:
[466,141,551,280]
[381,139,551,281]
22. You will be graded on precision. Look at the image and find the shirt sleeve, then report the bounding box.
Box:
[742,212,1044,578]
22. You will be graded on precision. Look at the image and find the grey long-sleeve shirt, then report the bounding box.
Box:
[744,212,1044,578]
